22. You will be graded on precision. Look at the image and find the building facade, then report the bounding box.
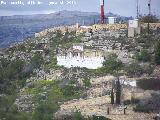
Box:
[57,44,105,69]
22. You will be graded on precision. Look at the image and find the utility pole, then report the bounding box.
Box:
[136,0,139,19]
[148,0,151,16]
[147,0,151,34]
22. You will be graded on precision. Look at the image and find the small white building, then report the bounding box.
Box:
[57,44,105,69]
[128,19,141,37]
[128,19,139,28]
[108,17,117,24]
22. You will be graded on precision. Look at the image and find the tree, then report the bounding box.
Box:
[155,40,160,65]
[102,54,123,74]
[116,78,121,104]
[110,88,114,104]
[139,15,159,23]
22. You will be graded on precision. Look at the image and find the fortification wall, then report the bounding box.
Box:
[35,23,160,38]
[141,23,160,30]
[92,24,128,31]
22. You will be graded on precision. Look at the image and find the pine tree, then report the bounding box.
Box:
[111,88,114,104]
[155,41,160,65]
[116,78,121,104]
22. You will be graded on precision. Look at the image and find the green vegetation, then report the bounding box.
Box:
[125,62,143,77]
[91,115,111,120]
[82,77,91,88]
[102,54,123,75]
[134,93,160,113]
[32,81,63,120]
[133,104,151,113]
[72,110,86,120]
[23,80,84,120]
[155,40,160,65]
[31,52,44,69]
[115,78,121,104]
[90,54,124,76]
[135,49,151,62]
[139,15,159,23]
[110,88,114,104]
[0,95,31,120]
[0,58,26,94]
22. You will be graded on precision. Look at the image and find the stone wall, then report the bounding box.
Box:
[141,23,160,30]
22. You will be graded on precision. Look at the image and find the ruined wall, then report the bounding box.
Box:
[35,23,160,38]
[92,24,128,31]
[35,24,128,38]
[141,23,160,30]
[83,49,104,58]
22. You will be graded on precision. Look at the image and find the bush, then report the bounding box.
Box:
[155,40,160,65]
[139,15,159,23]
[133,104,152,113]
[62,85,81,98]
[82,78,91,87]
[125,62,144,77]
[92,115,111,120]
[31,53,43,68]
[102,54,123,74]
[73,110,85,120]
[123,100,131,105]
[135,49,151,62]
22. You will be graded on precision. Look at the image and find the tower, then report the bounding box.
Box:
[100,0,105,24]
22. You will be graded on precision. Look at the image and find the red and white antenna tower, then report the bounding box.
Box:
[100,0,105,24]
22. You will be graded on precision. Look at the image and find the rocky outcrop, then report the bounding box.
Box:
[14,94,35,113]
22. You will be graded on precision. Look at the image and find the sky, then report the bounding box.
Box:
[0,0,160,17]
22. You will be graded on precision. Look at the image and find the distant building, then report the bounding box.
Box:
[57,44,105,69]
[108,17,117,24]
[128,19,141,37]
[128,19,139,28]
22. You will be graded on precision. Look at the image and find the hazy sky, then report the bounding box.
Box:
[0,0,160,17]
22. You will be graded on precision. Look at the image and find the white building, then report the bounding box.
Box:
[128,19,141,37]
[57,44,105,69]
[128,19,139,28]
[108,17,117,24]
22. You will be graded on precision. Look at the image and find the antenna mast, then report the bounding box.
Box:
[148,0,151,16]
[136,0,139,19]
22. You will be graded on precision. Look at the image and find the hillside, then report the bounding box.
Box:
[0,10,131,48]
[0,20,160,120]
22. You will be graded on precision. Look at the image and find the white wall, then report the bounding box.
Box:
[57,56,105,69]
[129,19,139,28]
[108,17,116,24]
[73,45,84,51]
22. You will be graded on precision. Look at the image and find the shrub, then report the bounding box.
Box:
[82,78,91,87]
[133,104,152,113]
[125,62,143,77]
[155,40,160,65]
[135,49,151,62]
[102,54,123,74]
